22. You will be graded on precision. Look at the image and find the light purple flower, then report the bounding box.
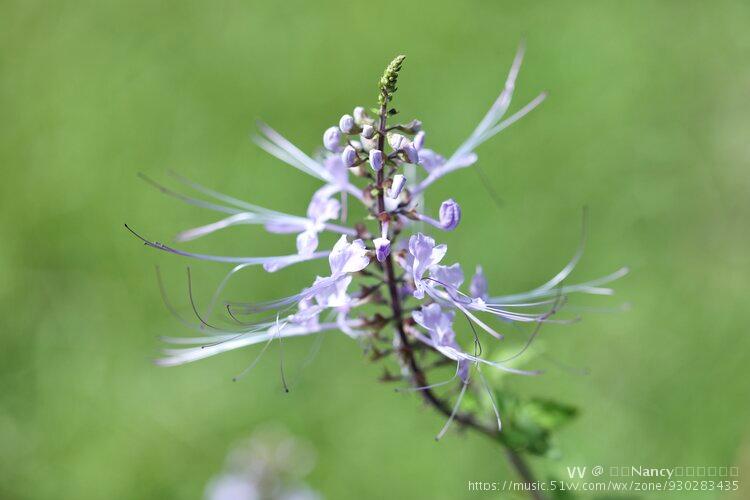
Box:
[307,190,340,222]
[322,155,348,188]
[292,188,343,257]
[430,263,464,290]
[311,274,354,308]
[408,233,447,299]
[292,297,321,330]
[411,303,537,379]
[413,303,455,342]
[412,304,468,381]
[328,235,369,276]
[296,230,319,257]
[417,149,444,172]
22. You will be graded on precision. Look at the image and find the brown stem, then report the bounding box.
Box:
[373,100,543,500]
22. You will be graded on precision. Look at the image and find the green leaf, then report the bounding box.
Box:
[494,390,578,457]
[523,399,578,430]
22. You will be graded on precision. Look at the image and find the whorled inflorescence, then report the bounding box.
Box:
[128,47,627,438]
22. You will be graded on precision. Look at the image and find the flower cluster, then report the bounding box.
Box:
[129,46,627,437]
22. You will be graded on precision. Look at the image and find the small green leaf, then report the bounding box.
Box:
[494,389,578,457]
[523,398,578,431]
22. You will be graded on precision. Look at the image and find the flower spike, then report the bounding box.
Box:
[131,47,626,456]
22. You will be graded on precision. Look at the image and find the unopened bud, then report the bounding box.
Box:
[387,133,419,163]
[339,114,355,134]
[342,145,358,167]
[369,149,384,171]
[388,133,409,151]
[353,106,368,124]
[388,174,406,199]
[323,126,341,152]
[413,131,425,150]
[361,124,375,139]
[439,199,461,231]
[360,134,378,152]
[402,119,422,133]
[403,144,419,164]
[374,237,391,262]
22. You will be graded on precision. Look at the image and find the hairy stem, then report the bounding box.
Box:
[374,101,543,500]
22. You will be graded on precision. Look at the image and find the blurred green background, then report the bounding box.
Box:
[2,1,749,498]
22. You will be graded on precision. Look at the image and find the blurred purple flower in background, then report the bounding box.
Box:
[206,426,321,500]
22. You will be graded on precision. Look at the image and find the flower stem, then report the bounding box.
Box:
[374,103,544,500]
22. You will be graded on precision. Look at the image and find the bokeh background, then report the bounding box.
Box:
[2,1,749,499]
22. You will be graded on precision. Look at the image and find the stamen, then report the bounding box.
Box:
[138,173,240,215]
[155,265,203,332]
[395,363,460,393]
[166,170,277,214]
[276,315,290,393]
[435,381,468,441]
[186,267,231,332]
[477,366,502,431]
[232,332,278,382]
[125,223,329,266]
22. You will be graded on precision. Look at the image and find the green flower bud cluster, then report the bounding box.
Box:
[378,55,406,106]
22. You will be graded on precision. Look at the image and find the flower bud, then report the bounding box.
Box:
[403,144,419,164]
[342,145,358,167]
[374,237,391,262]
[402,119,422,133]
[360,134,378,152]
[353,106,368,124]
[388,174,406,199]
[413,131,425,150]
[339,114,355,134]
[323,126,341,151]
[388,133,408,151]
[361,124,375,139]
[439,198,461,231]
[388,133,419,164]
[369,149,384,171]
